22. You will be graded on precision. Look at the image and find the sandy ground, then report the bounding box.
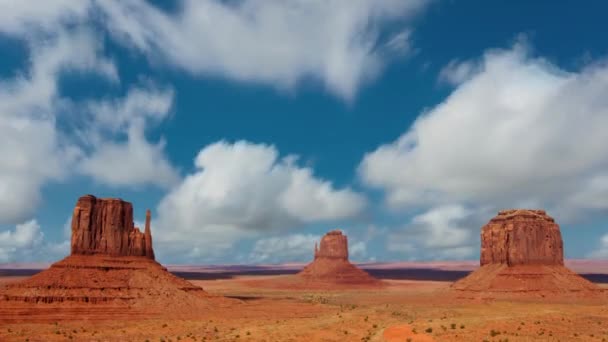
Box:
[1,274,608,341]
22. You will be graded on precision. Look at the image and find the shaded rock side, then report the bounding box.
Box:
[480,209,563,266]
[71,195,155,259]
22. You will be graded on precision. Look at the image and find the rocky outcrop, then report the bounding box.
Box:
[0,194,229,322]
[314,229,348,261]
[452,209,602,299]
[298,230,380,286]
[71,195,155,259]
[480,209,563,266]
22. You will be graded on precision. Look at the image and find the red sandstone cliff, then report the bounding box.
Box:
[314,229,348,261]
[480,209,563,266]
[0,194,222,321]
[452,209,601,298]
[71,195,155,259]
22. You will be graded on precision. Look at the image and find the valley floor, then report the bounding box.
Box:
[1,274,607,341]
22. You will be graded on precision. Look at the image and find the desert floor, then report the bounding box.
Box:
[1,273,608,342]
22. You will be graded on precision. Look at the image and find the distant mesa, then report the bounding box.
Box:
[0,194,229,322]
[297,230,380,286]
[452,209,603,298]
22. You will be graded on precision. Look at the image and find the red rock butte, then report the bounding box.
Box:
[297,230,380,286]
[452,209,602,299]
[0,195,229,322]
[71,195,155,258]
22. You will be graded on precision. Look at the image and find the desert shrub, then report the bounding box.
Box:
[490,329,500,337]
[425,327,433,333]
[451,323,456,329]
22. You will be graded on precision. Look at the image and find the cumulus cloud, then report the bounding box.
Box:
[0,15,177,223]
[349,241,368,261]
[249,234,320,263]
[154,140,367,262]
[78,86,180,188]
[438,59,479,85]
[0,29,116,224]
[96,0,428,100]
[589,234,608,259]
[360,43,608,223]
[0,219,69,263]
[386,205,491,260]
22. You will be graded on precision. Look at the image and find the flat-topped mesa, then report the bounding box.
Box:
[452,209,603,298]
[314,229,348,261]
[480,209,563,267]
[70,195,155,259]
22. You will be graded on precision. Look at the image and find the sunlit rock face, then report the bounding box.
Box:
[480,209,563,267]
[71,195,155,259]
[452,209,601,298]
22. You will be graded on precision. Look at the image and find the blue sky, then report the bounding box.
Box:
[1,0,608,264]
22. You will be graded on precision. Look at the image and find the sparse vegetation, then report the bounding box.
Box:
[425,327,433,333]
[490,329,500,337]
[451,323,456,329]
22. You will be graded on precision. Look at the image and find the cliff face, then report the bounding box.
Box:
[480,209,563,266]
[452,209,601,298]
[314,230,348,261]
[70,195,155,259]
[0,194,214,321]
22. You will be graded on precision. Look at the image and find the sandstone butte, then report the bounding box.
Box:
[297,230,381,286]
[452,209,603,299]
[0,195,230,322]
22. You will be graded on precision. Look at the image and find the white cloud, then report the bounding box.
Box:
[0,219,69,263]
[154,140,367,262]
[79,121,179,188]
[349,241,367,260]
[0,29,116,224]
[78,86,180,188]
[0,0,91,36]
[387,205,481,260]
[96,0,428,100]
[250,234,320,263]
[360,43,608,223]
[589,234,608,259]
[438,59,479,85]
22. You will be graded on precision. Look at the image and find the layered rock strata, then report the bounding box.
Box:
[0,195,222,322]
[452,209,602,298]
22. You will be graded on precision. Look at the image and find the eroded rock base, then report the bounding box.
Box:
[452,264,603,300]
[0,255,232,322]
